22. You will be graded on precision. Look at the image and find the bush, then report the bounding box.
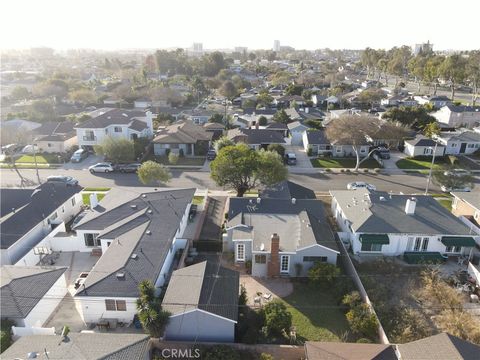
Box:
[263,300,292,337]
[307,147,313,156]
[260,353,274,360]
[363,169,369,173]
[345,169,351,173]
[267,144,285,158]
[325,168,332,172]
[1,319,15,353]
[201,345,241,360]
[168,152,179,165]
[345,303,378,340]
[374,168,381,173]
[340,169,345,173]
[179,148,184,157]
[308,262,341,287]
[239,284,248,307]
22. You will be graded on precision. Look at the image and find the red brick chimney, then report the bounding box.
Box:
[268,233,280,277]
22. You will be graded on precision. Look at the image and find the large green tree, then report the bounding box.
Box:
[210,144,287,196]
[433,169,474,191]
[382,106,436,129]
[136,280,171,338]
[137,161,172,185]
[440,55,467,100]
[219,80,237,100]
[262,300,292,337]
[466,51,480,106]
[94,137,135,163]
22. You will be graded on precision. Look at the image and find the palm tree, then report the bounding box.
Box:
[136,280,171,338]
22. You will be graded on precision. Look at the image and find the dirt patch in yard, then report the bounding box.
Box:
[240,276,293,306]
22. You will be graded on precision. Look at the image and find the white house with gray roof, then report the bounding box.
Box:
[72,188,194,324]
[432,105,480,128]
[434,130,480,155]
[330,189,478,262]
[163,261,239,342]
[225,197,339,277]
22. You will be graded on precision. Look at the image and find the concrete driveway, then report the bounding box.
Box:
[285,145,313,170]
[62,154,104,170]
[382,150,406,170]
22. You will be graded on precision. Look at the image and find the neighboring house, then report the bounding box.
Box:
[265,122,288,137]
[227,128,286,150]
[0,118,41,132]
[203,122,225,141]
[330,189,477,260]
[432,105,480,128]
[435,130,480,154]
[73,188,194,324]
[1,266,67,327]
[225,196,339,277]
[134,98,152,109]
[311,94,327,107]
[415,95,451,108]
[396,332,480,360]
[75,108,154,149]
[1,333,150,360]
[285,108,303,121]
[163,261,239,342]
[103,97,122,106]
[33,121,77,153]
[182,109,215,125]
[153,121,213,156]
[381,94,418,108]
[451,191,480,220]
[403,136,445,157]
[305,341,396,360]
[274,95,305,108]
[0,183,83,265]
[288,121,310,145]
[303,130,332,155]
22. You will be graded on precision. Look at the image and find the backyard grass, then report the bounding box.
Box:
[311,157,380,169]
[192,195,205,206]
[82,193,106,205]
[15,154,62,164]
[281,282,349,342]
[83,187,111,192]
[396,157,446,170]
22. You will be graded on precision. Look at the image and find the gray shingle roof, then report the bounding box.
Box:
[397,332,480,360]
[75,108,148,129]
[163,261,239,322]
[330,189,474,235]
[265,122,288,130]
[128,119,149,132]
[1,266,67,319]
[447,131,480,142]
[305,341,396,360]
[451,192,480,211]
[0,188,34,218]
[227,128,286,145]
[0,333,150,360]
[405,136,443,147]
[228,198,338,252]
[260,180,316,200]
[446,104,480,113]
[75,188,195,298]
[306,130,329,145]
[0,183,82,250]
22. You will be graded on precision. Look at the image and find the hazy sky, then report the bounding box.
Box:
[1,0,479,51]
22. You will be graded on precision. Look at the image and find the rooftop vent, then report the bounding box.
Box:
[146,230,152,235]
[142,194,146,198]
[122,113,128,117]
[130,204,137,209]
[116,272,125,279]
[260,243,265,251]
[27,352,38,358]
[131,253,138,259]
[147,209,153,214]
[256,197,261,204]
[291,198,296,205]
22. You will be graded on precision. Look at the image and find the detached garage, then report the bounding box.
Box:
[404,136,445,157]
[163,261,239,343]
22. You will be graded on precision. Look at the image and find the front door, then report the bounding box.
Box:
[280,255,290,274]
[460,143,467,153]
[236,244,245,262]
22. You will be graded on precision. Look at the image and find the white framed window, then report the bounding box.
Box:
[451,143,457,147]
[413,237,429,252]
[84,233,100,247]
[105,299,126,311]
[421,237,429,251]
[71,197,76,206]
[114,126,122,133]
[413,237,422,251]
[280,255,290,273]
[468,144,475,148]
[255,254,266,264]
[236,244,245,261]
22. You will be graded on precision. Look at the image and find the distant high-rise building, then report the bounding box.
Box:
[193,43,203,52]
[413,41,433,56]
[273,40,280,52]
[234,47,248,53]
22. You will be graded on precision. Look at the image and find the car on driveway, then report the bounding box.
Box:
[115,163,141,173]
[347,181,377,191]
[88,162,114,173]
[285,153,297,165]
[70,148,89,163]
[46,175,79,186]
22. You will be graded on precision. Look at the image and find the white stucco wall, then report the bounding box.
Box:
[75,296,138,324]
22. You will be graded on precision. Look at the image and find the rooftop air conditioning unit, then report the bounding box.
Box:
[131,254,138,259]
[116,272,125,279]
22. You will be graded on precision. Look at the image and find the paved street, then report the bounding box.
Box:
[1,167,470,194]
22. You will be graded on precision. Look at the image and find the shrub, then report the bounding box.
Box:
[340,169,345,173]
[325,168,332,172]
[201,345,241,360]
[260,353,274,360]
[263,300,292,337]
[267,144,285,158]
[239,284,248,307]
[363,169,369,173]
[345,303,378,340]
[345,169,351,173]
[374,168,381,173]
[168,152,179,165]
[307,147,313,156]
[1,319,15,353]
[308,262,341,287]
[178,148,185,157]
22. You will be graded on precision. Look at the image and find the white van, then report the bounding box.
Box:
[70,148,89,163]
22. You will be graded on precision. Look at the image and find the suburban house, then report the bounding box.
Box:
[203,122,225,141]
[134,98,153,109]
[1,333,151,360]
[302,130,370,158]
[311,94,328,107]
[434,130,480,154]
[182,109,215,125]
[0,183,83,266]
[225,196,339,277]
[330,189,478,261]
[153,121,213,156]
[265,122,288,137]
[274,95,305,108]
[451,191,480,221]
[415,95,451,109]
[403,136,445,157]
[72,188,195,324]
[163,261,239,342]
[288,121,310,145]
[432,105,480,128]
[75,108,154,149]
[227,128,286,150]
[1,266,67,328]
[381,95,418,107]
[33,121,77,153]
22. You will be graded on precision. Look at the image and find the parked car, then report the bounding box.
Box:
[1,143,22,154]
[46,175,79,186]
[443,169,471,177]
[440,185,471,193]
[285,153,297,165]
[207,149,217,161]
[115,163,141,173]
[375,147,390,159]
[70,148,89,163]
[89,162,114,173]
[347,182,377,191]
[21,144,39,154]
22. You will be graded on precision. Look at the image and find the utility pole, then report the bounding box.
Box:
[424,142,438,195]
[32,140,41,185]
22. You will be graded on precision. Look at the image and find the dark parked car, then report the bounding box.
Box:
[115,163,141,173]
[207,149,217,161]
[46,175,79,186]
[189,204,198,220]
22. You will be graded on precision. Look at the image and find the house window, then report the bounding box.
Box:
[105,299,126,311]
[421,238,429,251]
[72,197,76,206]
[255,254,266,264]
[107,241,112,247]
[413,237,422,251]
[61,206,65,213]
[423,148,432,155]
[468,144,475,148]
[413,237,429,252]
[336,146,342,153]
[303,256,328,262]
[445,246,462,253]
[236,244,245,261]
[84,233,100,247]
[50,212,58,221]
[451,143,457,147]
[114,126,122,133]
[48,143,52,147]
[280,255,290,273]
[361,243,382,252]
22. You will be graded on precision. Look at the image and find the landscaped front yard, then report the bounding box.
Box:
[147,155,206,166]
[281,282,350,342]
[396,157,446,170]
[15,154,63,164]
[311,157,380,169]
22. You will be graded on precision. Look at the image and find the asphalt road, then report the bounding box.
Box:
[0,167,461,195]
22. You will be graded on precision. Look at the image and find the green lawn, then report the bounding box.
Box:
[192,196,205,206]
[82,193,106,205]
[15,154,62,164]
[151,156,205,166]
[396,157,445,170]
[281,282,350,342]
[311,158,380,169]
[436,198,453,211]
[83,187,111,192]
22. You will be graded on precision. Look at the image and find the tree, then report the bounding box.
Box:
[267,144,285,158]
[423,122,441,138]
[285,84,303,96]
[210,144,287,197]
[138,161,172,185]
[326,115,408,171]
[440,55,467,100]
[136,280,171,338]
[424,55,444,95]
[213,136,235,152]
[219,80,237,100]
[29,99,56,122]
[356,88,387,108]
[263,300,292,337]
[433,169,474,191]
[209,113,224,124]
[466,51,480,106]
[308,262,340,286]
[10,86,30,101]
[272,109,290,124]
[382,106,435,129]
[257,92,273,108]
[94,137,135,163]
[345,303,378,340]
[258,116,268,126]
[68,88,97,105]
